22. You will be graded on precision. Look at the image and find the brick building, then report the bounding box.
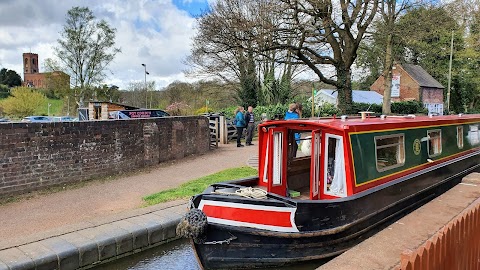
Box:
[370,63,444,115]
[22,52,70,89]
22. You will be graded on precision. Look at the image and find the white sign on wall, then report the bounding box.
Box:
[391,74,400,97]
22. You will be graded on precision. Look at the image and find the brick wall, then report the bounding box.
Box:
[370,65,421,102]
[0,116,210,198]
[421,87,444,103]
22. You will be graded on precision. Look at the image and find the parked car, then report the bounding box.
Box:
[21,116,52,123]
[52,116,77,122]
[0,118,10,123]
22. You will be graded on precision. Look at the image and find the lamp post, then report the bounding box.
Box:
[141,64,149,108]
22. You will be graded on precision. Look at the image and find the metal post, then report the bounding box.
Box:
[312,84,315,118]
[447,30,454,114]
[142,64,149,108]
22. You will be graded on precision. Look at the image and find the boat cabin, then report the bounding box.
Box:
[256,114,480,200]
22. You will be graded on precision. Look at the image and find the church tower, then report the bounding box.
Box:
[23,53,39,75]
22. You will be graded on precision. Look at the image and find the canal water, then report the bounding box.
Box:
[94,239,326,270]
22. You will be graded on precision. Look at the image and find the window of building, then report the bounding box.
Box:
[32,59,36,65]
[375,134,405,172]
[25,58,28,64]
[427,130,442,157]
[457,126,464,149]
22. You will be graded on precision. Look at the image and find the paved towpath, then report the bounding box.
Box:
[0,142,257,249]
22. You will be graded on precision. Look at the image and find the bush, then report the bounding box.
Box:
[348,102,382,114]
[165,102,191,116]
[253,104,288,120]
[195,106,214,115]
[0,87,47,117]
[217,106,238,118]
[391,100,427,115]
[315,103,341,117]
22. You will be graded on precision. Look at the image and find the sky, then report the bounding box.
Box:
[0,0,213,90]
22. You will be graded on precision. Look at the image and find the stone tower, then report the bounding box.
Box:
[22,53,39,75]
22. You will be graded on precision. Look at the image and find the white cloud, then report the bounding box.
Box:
[0,0,201,89]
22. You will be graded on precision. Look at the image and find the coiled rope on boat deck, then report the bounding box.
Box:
[213,187,267,199]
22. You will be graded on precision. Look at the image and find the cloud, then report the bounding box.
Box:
[0,0,204,89]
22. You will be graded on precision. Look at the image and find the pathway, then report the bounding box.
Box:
[0,142,257,249]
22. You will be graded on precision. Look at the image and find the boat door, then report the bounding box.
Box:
[265,127,288,196]
[310,130,321,200]
[323,134,347,197]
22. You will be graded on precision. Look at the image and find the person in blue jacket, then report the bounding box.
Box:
[234,106,246,147]
[285,103,300,156]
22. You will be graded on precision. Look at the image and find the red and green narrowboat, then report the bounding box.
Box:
[178,114,480,269]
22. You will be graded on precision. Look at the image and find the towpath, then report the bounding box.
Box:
[0,142,257,249]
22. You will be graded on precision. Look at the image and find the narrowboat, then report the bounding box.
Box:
[177,113,480,269]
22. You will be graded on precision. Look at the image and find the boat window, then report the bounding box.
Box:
[273,132,283,186]
[375,134,405,172]
[298,131,315,158]
[427,130,442,157]
[457,126,464,149]
[324,134,346,197]
[288,130,314,159]
[467,125,479,146]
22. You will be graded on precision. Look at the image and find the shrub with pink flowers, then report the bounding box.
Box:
[165,102,191,116]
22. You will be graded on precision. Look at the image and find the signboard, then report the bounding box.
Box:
[391,74,400,97]
[109,109,170,119]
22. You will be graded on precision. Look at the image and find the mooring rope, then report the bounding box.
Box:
[213,187,268,199]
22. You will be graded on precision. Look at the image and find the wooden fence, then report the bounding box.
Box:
[398,199,480,270]
[209,117,219,148]
[206,114,240,146]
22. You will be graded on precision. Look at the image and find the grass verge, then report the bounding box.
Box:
[143,166,258,206]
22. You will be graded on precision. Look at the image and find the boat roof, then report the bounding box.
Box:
[261,114,480,132]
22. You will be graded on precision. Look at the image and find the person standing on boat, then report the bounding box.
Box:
[235,106,247,147]
[285,103,300,156]
[245,106,255,146]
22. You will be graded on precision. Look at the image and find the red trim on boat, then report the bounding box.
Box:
[202,204,293,227]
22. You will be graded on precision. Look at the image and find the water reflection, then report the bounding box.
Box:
[94,239,200,270]
[94,239,324,270]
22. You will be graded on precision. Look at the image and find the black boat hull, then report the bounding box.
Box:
[191,152,480,269]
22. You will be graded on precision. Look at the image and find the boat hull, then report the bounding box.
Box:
[191,152,480,269]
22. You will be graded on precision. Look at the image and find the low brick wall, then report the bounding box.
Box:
[0,116,210,198]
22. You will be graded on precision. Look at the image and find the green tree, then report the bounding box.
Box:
[0,87,47,117]
[55,6,120,106]
[397,7,460,82]
[0,68,22,88]
[0,84,10,99]
[238,50,258,107]
[259,70,276,105]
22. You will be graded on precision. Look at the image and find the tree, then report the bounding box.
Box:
[55,6,120,106]
[377,0,418,114]
[188,0,299,107]
[238,50,258,107]
[259,0,379,113]
[0,68,22,88]
[0,84,10,99]
[0,87,47,117]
